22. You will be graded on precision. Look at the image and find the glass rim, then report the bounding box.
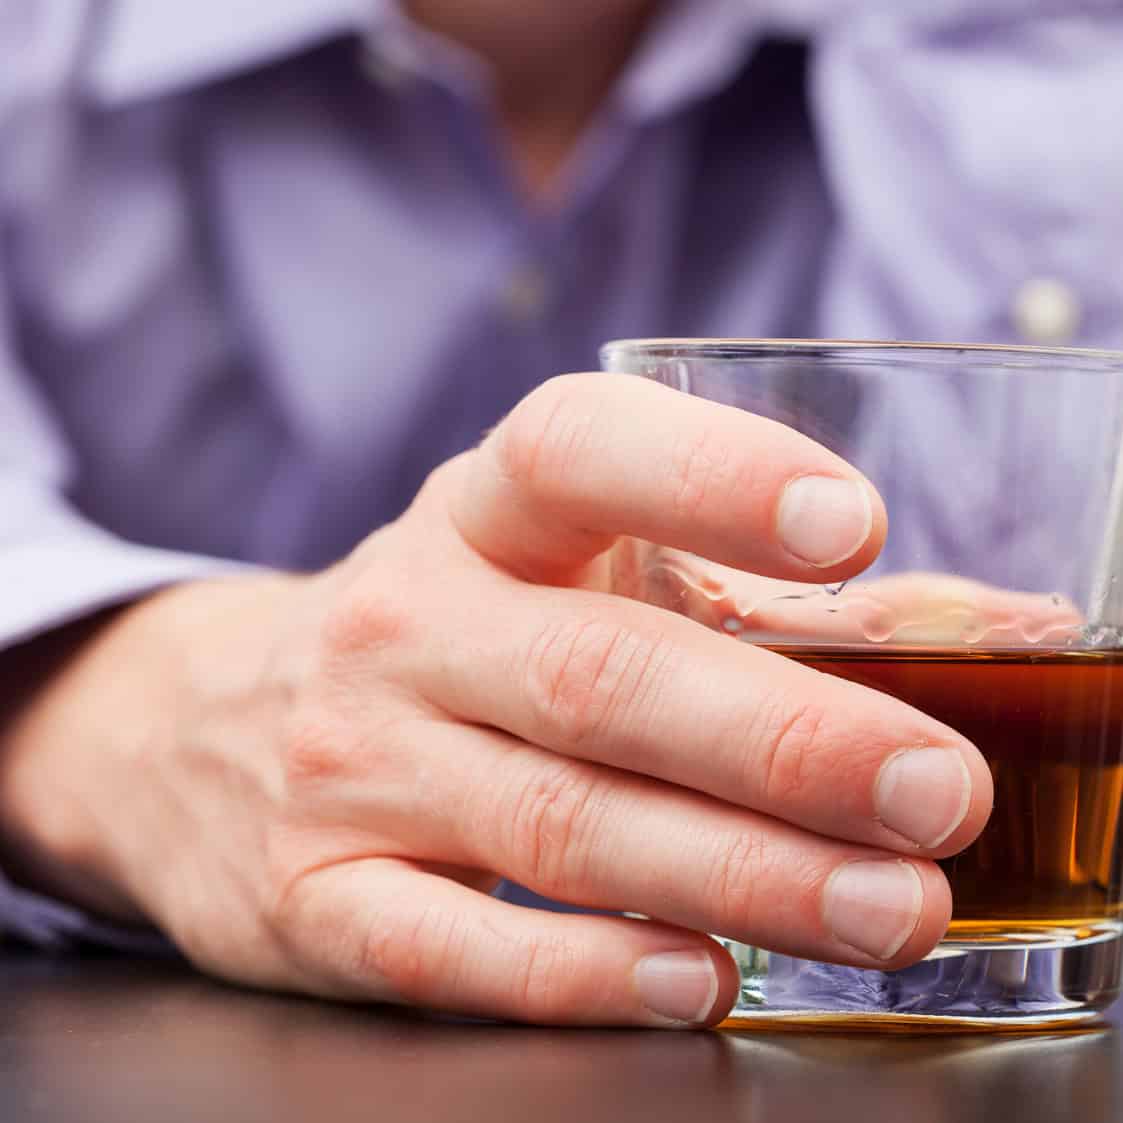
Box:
[601,337,1123,368]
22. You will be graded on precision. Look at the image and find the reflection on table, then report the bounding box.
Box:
[1,953,1120,1123]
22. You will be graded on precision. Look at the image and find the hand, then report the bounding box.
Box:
[0,375,993,1027]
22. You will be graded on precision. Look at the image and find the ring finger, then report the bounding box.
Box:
[400,720,952,970]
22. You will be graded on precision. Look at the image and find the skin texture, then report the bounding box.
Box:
[0,375,995,1026]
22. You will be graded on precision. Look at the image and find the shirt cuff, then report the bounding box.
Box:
[0,530,251,651]
[0,867,175,954]
[0,500,253,951]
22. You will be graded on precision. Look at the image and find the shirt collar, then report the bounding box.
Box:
[83,0,1094,110]
[85,0,763,120]
[612,0,762,123]
[85,0,392,105]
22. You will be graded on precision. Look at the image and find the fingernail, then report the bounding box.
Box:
[875,747,972,848]
[823,860,923,960]
[777,476,873,568]
[634,950,719,1025]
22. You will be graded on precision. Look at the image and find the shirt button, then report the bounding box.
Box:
[1011,277,1082,345]
[503,266,549,321]
[358,38,415,90]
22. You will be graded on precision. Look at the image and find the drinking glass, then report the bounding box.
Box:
[602,339,1123,1029]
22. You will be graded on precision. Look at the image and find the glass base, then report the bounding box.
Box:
[717,923,1122,1031]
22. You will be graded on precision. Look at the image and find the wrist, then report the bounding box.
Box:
[0,573,305,927]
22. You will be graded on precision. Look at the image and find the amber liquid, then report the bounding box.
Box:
[774,646,1123,935]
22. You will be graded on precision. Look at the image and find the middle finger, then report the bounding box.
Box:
[425,579,993,859]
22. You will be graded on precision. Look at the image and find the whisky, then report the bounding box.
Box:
[772,646,1123,932]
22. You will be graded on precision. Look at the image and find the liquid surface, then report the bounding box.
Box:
[771,646,1123,929]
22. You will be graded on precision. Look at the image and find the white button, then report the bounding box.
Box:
[358,38,415,90]
[1011,277,1082,345]
[503,266,549,321]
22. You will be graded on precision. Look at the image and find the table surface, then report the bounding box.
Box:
[2,950,1121,1123]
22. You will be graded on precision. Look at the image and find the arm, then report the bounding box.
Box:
[0,259,242,946]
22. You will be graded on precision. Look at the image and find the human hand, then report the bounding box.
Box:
[0,375,993,1027]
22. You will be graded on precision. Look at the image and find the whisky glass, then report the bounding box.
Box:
[603,339,1123,1029]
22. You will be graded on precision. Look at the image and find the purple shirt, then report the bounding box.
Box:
[1,0,1122,945]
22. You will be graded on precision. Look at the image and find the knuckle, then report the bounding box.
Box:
[523,615,672,749]
[280,701,422,809]
[510,936,580,1021]
[504,761,606,897]
[667,426,735,523]
[318,579,416,666]
[353,900,455,996]
[257,867,345,983]
[493,375,597,499]
[746,695,829,808]
[281,713,354,789]
[259,870,444,996]
[706,830,771,923]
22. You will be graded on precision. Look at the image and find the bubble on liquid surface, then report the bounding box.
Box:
[1083,623,1123,650]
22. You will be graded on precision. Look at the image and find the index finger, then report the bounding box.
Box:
[452,374,887,585]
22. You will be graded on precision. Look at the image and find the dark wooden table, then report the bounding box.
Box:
[2,950,1120,1122]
